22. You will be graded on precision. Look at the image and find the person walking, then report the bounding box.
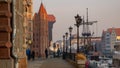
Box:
[26,48,31,60]
[31,51,35,60]
[57,48,60,57]
[45,48,48,58]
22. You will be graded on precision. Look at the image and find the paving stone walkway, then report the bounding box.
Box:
[40,58,75,68]
[28,58,75,68]
[27,59,45,68]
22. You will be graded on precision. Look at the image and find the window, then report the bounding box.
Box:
[106,46,110,48]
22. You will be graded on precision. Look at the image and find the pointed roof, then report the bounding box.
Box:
[47,14,56,23]
[102,30,107,35]
[107,28,120,36]
[38,2,47,15]
[33,13,37,19]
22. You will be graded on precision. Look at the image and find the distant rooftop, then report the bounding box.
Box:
[108,28,120,36]
[48,14,56,23]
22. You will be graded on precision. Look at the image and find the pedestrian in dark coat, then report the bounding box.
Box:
[31,51,35,60]
[26,48,31,60]
[57,48,60,57]
[45,48,48,58]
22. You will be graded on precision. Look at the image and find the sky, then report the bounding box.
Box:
[33,0,120,42]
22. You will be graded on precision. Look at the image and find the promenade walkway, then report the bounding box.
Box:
[27,58,45,68]
[40,58,75,68]
[28,58,75,68]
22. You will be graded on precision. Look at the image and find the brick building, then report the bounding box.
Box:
[0,0,33,68]
[12,0,33,68]
[24,0,33,48]
[0,0,13,68]
[32,3,55,58]
[48,15,56,43]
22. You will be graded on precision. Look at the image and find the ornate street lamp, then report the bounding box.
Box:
[65,32,68,53]
[69,26,73,54]
[74,14,82,53]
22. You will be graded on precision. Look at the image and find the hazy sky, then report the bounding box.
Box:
[33,0,120,42]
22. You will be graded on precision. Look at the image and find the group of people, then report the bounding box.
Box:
[26,48,49,60]
[26,48,35,60]
[26,48,60,60]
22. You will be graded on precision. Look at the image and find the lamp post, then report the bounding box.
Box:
[63,35,65,53]
[62,35,65,59]
[69,26,73,54]
[74,14,82,53]
[53,43,56,58]
[65,32,68,53]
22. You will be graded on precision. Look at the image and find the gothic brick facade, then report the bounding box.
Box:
[0,0,33,68]
[0,0,14,68]
[32,3,56,58]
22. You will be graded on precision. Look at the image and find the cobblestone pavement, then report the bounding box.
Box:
[27,58,45,68]
[40,58,75,68]
[28,58,75,68]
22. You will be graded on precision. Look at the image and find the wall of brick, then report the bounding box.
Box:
[0,1,14,68]
[0,0,12,59]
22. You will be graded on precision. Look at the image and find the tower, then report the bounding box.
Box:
[32,2,56,58]
[48,15,56,46]
[39,3,49,57]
